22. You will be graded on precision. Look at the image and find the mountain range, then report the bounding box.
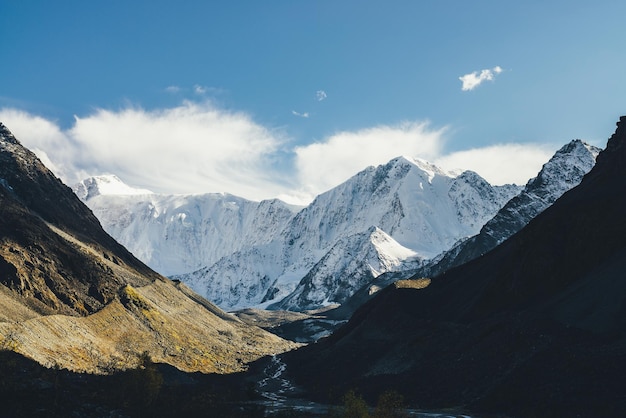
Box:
[75,175,298,277]
[77,141,599,314]
[1,115,622,417]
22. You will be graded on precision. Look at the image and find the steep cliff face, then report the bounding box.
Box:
[0,123,296,374]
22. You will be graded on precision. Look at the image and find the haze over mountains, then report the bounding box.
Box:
[77,141,600,314]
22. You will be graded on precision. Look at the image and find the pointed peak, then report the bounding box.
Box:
[393,155,440,170]
[555,139,602,157]
[392,155,421,165]
[0,123,24,148]
[0,122,18,143]
[454,169,489,183]
[385,155,457,179]
[523,138,601,191]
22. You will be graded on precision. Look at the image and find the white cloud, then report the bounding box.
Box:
[292,122,447,198]
[316,90,327,101]
[435,143,554,185]
[0,104,557,206]
[0,103,289,201]
[292,110,310,118]
[0,108,78,179]
[165,86,181,94]
[459,66,503,91]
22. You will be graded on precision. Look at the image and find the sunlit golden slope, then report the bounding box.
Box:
[0,122,297,374]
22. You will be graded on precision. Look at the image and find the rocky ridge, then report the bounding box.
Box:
[420,139,601,277]
[0,122,297,374]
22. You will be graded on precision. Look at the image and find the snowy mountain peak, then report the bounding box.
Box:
[272,226,421,311]
[419,138,602,279]
[73,175,153,200]
[79,140,598,313]
[0,122,19,146]
[524,139,601,200]
[382,155,459,184]
[483,138,600,242]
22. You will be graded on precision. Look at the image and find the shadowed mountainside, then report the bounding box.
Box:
[283,117,626,417]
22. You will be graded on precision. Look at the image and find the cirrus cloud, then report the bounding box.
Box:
[292,110,310,118]
[165,85,181,94]
[316,90,327,101]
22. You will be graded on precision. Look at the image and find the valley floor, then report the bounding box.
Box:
[0,349,484,418]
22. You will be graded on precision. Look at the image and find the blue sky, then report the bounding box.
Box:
[1,1,625,203]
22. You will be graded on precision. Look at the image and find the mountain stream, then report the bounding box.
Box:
[255,355,473,417]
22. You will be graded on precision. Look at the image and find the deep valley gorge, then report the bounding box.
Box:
[1,116,626,417]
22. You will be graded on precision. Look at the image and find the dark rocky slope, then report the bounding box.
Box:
[0,122,160,316]
[283,116,626,417]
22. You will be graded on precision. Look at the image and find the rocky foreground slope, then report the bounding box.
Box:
[0,123,296,374]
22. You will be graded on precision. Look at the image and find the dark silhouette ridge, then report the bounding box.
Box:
[283,116,626,417]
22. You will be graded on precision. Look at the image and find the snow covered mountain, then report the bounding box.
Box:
[274,226,422,311]
[77,140,599,313]
[73,175,299,276]
[175,156,520,310]
[420,139,601,278]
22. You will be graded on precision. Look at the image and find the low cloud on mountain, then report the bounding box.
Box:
[1,102,555,204]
